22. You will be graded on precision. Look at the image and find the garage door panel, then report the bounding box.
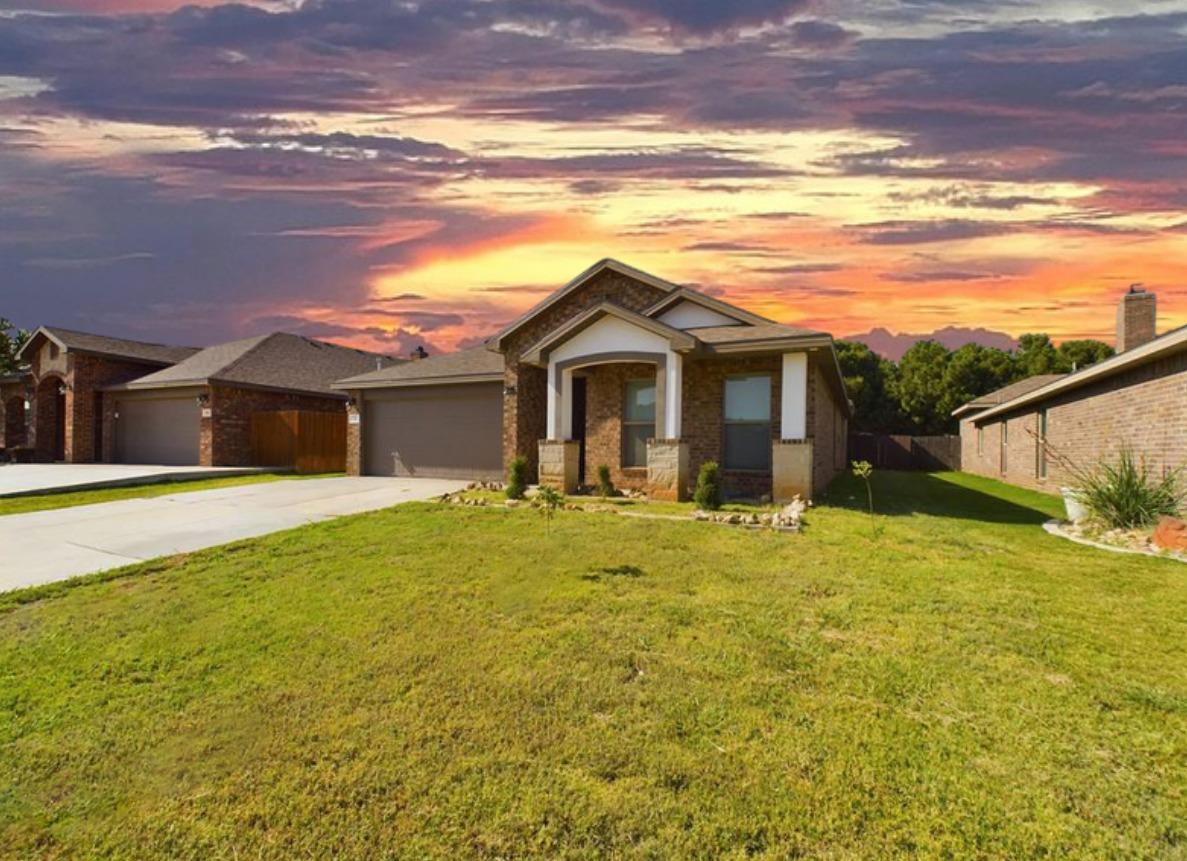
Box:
[364,383,502,479]
[115,396,201,465]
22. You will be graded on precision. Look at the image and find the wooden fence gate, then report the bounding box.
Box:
[251,410,346,474]
[848,434,961,471]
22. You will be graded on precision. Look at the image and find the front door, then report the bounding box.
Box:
[571,376,587,486]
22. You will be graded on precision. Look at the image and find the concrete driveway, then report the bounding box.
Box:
[0,463,267,498]
[1,476,466,592]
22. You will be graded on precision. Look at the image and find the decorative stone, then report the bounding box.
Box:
[1153,516,1187,552]
[645,438,689,501]
[538,439,580,492]
[772,439,813,503]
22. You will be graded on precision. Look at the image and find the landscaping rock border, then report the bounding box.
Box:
[1043,519,1187,564]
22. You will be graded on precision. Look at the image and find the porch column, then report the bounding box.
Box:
[546,361,573,440]
[665,351,682,440]
[774,352,812,503]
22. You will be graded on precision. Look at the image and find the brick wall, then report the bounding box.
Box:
[0,382,27,449]
[962,351,1187,491]
[207,385,346,467]
[581,361,655,491]
[499,269,669,480]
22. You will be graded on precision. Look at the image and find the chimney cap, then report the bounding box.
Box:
[1128,283,1146,294]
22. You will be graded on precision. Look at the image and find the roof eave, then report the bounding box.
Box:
[334,373,504,390]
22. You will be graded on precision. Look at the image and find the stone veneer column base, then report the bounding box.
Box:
[646,438,689,501]
[772,439,813,503]
[538,440,580,492]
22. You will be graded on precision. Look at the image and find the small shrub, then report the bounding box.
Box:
[694,461,722,511]
[1074,447,1183,529]
[596,465,615,498]
[851,460,877,537]
[506,456,528,500]
[536,484,564,534]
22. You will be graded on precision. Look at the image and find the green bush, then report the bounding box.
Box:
[596,465,615,498]
[1075,447,1183,529]
[694,461,722,511]
[506,456,528,500]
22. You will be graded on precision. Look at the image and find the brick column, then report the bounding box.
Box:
[773,439,813,503]
[538,439,579,492]
[346,394,363,476]
[646,438,688,501]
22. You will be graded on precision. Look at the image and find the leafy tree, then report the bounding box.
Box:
[833,340,904,433]
[0,318,30,375]
[939,343,1016,420]
[893,340,952,434]
[1014,333,1062,377]
[1057,339,1113,372]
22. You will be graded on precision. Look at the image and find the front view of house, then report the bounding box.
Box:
[338,259,851,501]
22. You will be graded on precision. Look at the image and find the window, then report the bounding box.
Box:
[622,378,656,468]
[724,374,771,470]
[1000,420,1009,474]
[1037,408,1048,479]
[977,426,983,456]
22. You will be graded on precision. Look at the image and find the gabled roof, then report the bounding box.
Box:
[519,302,697,367]
[951,374,1066,418]
[643,287,775,327]
[970,324,1187,423]
[334,346,503,390]
[488,258,681,351]
[692,323,831,352]
[110,332,397,397]
[17,326,198,366]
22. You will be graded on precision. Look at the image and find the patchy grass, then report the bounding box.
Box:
[0,472,336,517]
[1,471,1185,859]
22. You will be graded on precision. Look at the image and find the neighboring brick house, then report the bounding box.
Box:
[338,259,851,501]
[103,333,397,466]
[957,287,1187,491]
[14,327,200,463]
[0,370,32,453]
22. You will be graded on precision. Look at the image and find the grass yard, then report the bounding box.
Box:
[1,471,1185,859]
[0,472,335,517]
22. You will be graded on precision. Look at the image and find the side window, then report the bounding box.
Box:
[724,374,772,470]
[622,379,656,468]
[1037,408,1048,479]
[1000,420,1009,474]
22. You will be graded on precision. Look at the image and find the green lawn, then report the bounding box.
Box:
[1,472,1184,859]
[0,472,335,517]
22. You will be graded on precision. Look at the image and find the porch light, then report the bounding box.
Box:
[196,393,210,407]
[346,396,357,409]
[503,385,517,396]
[57,383,67,396]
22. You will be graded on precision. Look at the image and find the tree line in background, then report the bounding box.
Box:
[836,334,1114,436]
[0,318,31,376]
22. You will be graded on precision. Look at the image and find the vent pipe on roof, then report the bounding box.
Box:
[1116,284,1157,353]
[410,346,428,361]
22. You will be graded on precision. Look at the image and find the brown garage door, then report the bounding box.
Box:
[364,382,502,479]
[115,395,201,465]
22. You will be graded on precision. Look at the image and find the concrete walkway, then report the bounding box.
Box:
[0,463,269,498]
[1,476,466,592]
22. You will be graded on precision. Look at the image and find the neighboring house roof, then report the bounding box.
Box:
[334,346,503,389]
[488,258,682,351]
[0,369,31,386]
[110,332,398,397]
[969,324,1187,423]
[17,326,198,366]
[951,374,1067,418]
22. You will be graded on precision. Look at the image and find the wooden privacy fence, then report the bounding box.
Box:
[251,410,346,474]
[848,433,961,471]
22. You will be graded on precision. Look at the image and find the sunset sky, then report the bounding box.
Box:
[2,0,1186,356]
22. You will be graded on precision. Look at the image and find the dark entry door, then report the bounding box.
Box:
[571,376,587,486]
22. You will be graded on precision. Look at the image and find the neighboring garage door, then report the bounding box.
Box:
[364,382,502,479]
[114,395,201,465]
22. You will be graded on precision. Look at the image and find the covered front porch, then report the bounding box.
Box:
[522,304,817,502]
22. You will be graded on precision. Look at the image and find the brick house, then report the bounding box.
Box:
[338,259,851,501]
[14,327,200,463]
[957,287,1187,491]
[102,333,396,466]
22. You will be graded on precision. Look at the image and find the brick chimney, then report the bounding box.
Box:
[409,345,428,361]
[1116,285,1156,352]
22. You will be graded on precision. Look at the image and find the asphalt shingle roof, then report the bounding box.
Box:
[960,374,1067,411]
[35,326,198,365]
[125,333,398,396]
[335,346,503,387]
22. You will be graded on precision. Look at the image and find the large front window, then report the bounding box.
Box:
[724,374,771,470]
[622,378,656,468]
